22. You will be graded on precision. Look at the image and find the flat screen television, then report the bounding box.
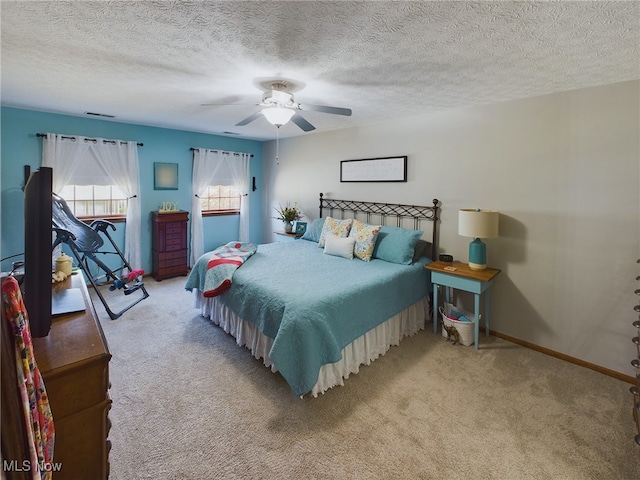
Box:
[22,166,53,337]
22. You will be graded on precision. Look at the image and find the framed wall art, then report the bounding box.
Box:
[293,221,307,235]
[154,162,179,190]
[340,156,407,182]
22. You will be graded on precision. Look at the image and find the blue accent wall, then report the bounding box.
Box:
[1,107,263,273]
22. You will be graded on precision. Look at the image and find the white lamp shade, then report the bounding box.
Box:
[262,107,295,126]
[458,209,499,238]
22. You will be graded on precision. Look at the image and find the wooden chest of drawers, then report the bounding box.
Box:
[152,210,189,281]
[32,274,111,480]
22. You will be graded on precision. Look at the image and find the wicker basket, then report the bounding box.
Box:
[439,303,477,347]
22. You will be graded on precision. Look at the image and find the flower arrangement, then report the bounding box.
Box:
[273,203,302,223]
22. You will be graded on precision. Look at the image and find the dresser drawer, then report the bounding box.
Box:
[158,264,189,277]
[158,250,186,261]
[165,241,185,252]
[43,358,109,420]
[53,398,111,480]
[164,256,187,267]
[166,226,183,235]
[165,235,185,245]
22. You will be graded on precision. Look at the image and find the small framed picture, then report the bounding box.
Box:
[294,221,307,235]
[154,162,179,190]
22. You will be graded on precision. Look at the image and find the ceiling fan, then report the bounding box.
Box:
[205,82,352,132]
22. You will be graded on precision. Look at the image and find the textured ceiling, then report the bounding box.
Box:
[2,1,639,141]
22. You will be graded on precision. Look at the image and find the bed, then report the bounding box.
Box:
[186,194,440,397]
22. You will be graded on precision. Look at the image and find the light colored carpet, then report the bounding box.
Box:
[93,276,640,480]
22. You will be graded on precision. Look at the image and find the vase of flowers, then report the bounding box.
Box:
[274,203,302,233]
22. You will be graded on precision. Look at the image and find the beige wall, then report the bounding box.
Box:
[262,80,640,377]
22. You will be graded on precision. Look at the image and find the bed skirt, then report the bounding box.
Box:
[194,291,430,397]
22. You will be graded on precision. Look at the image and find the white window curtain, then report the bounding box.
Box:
[190,148,250,266]
[42,134,143,270]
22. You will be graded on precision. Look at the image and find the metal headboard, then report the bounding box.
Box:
[319,192,440,260]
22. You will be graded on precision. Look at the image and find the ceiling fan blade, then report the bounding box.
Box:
[298,104,352,116]
[291,113,316,132]
[235,111,263,126]
[200,95,246,106]
[202,102,260,107]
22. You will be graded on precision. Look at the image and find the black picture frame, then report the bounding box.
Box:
[340,156,407,182]
[154,162,178,190]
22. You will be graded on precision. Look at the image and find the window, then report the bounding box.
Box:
[59,185,128,219]
[201,185,241,214]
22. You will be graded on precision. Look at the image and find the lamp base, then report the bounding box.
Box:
[468,261,487,271]
[468,238,487,270]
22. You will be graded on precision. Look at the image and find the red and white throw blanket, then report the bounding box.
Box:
[203,242,257,297]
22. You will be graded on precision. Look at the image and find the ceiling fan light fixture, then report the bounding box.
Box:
[262,107,295,127]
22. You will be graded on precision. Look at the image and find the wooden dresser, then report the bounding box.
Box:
[151,210,189,281]
[32,273,111,480]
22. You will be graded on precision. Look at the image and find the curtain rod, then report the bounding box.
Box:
[36,133,143,147]
[190,147,253,157]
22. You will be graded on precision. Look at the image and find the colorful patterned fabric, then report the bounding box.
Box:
[348,219,382,261]
[317,217,353,248]
[203,242,257,297]
[1,276,55,479]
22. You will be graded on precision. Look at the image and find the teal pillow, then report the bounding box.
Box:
[412,239,433,263]
[301,217,326,243]
[372,226,423,265]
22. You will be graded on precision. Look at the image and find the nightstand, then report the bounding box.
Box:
[274,231,302,242]
[425,260,501,350]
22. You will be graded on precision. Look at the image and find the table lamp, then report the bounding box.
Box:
[458,209,499,270]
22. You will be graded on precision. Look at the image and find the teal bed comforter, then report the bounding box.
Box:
[186,239,431,396]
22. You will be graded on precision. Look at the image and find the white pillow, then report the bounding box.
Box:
[323,235,355,259]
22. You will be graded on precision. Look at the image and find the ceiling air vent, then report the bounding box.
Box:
[85,112,115,118]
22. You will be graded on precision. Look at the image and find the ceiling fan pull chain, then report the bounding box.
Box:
[275,126,280,165]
